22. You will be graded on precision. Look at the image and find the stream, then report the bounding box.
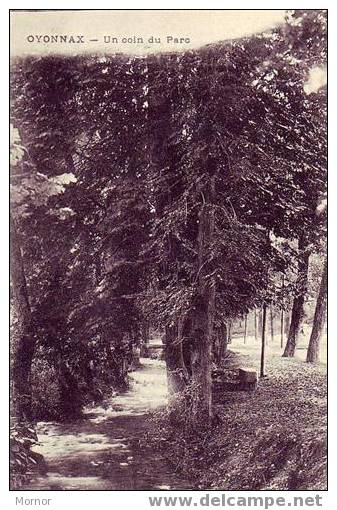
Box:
[22,359,192,490]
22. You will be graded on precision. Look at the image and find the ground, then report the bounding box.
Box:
[20,359,192,490]
[21,334,327,490]
[146,334,327,490]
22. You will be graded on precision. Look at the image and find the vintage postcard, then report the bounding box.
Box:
[9,8,327,501]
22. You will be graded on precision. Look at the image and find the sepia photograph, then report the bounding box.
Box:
[9,9,327,493]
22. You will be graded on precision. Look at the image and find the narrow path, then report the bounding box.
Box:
[23,359,191,490]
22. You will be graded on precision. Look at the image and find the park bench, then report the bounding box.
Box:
[212,367,258,392]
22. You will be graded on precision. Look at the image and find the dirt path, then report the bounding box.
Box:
[22,359,191,490]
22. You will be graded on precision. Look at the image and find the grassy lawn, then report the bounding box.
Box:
[147,337,327,490]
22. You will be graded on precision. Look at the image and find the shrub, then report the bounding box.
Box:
[31,357,65,421]
[10,423,45,489]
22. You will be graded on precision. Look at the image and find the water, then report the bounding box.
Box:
[22,359,191,490]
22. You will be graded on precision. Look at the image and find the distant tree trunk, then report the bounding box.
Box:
[164,323,188,394]
[140,320,150,357]
[260,303,267,378]
[244,314,248,344]
[10,214,35,422]
[104,334,128,391]
[211,325,221,363]
[270,305,274,343]
[218,323,228,360]
[283,236,310,357]
[141,320,149,345]
[228,320,232,343]
[58,356,82,418]
[306,258,327,363]
[254,309,258,341]
[280,274,285,348]
[258,309,263,338]
[284,311,290,336]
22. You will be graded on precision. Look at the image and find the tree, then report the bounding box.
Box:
[306,258,327,363]
[283,236,310,357]
[10,214,34,421]
[269,305,274,342]
[10,56,151,418]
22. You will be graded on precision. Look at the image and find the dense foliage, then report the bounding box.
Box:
[10,9,326,437]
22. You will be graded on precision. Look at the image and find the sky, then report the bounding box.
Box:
[304,66,327,94]
[11,10,286,56]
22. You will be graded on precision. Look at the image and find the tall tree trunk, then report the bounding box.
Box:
[190,171,215,426]
[283,236,310,357]
[164,323,188,394]
[191,290,214,425]
[306,258,327,363]
[163,225,189,394]
[10,215,35,422]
